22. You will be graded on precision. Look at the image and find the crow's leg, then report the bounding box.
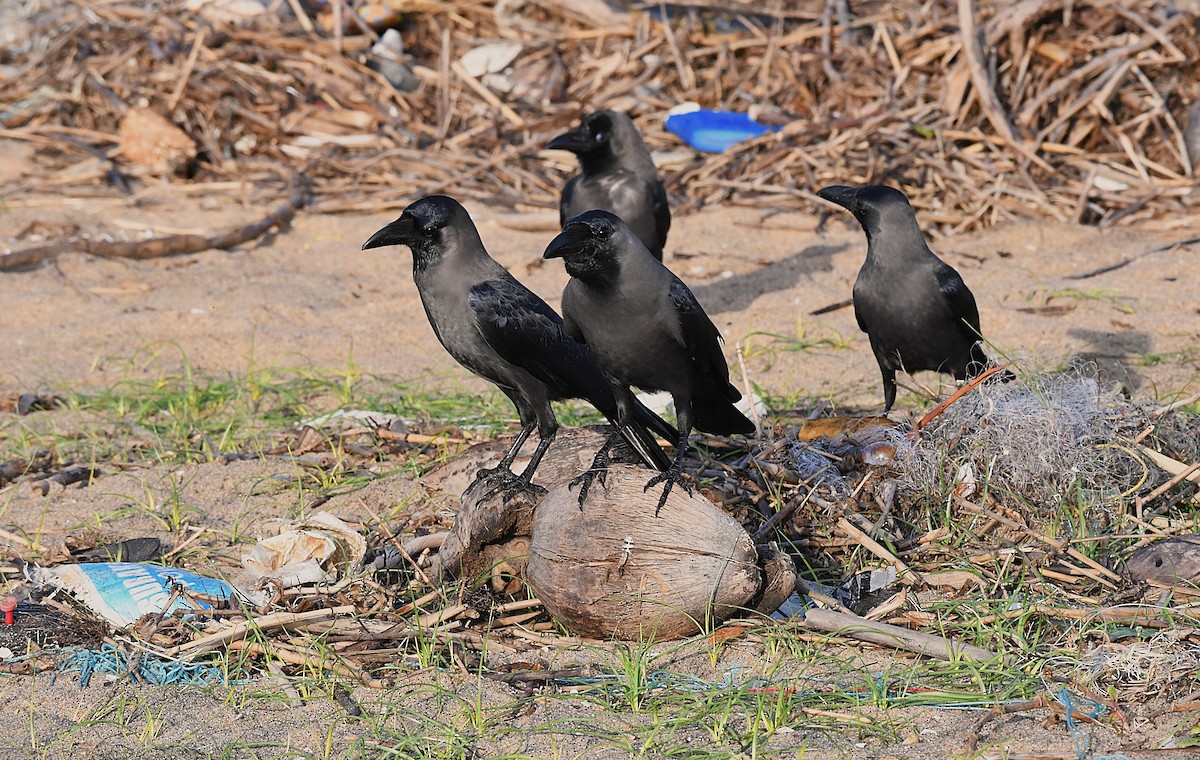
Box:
[880,366,897,413]
[570,382,641,508]
[643,397,694,516]
[475,423,534,481]
[642,429,693,516]
[482,432,554,503]
[481,395,556,503]
[569,430,621,507]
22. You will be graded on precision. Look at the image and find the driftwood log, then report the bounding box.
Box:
[0,162,304,272]
[526,465,764,641]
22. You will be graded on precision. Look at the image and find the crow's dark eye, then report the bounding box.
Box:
[595,224,612,239]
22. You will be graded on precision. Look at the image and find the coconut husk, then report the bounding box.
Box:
[527,465,763,640]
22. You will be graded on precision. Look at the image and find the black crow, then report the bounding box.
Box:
[544,210,755,514]
[817,184,993,412]
[548,110,670,261]
[362,196,673,501]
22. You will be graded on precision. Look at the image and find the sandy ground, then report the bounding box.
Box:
[2,139,1198,403]
[2,135,1200,758]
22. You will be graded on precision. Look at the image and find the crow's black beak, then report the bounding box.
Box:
[546,126,591,154]
[815,185,858,211]
[362,214,416,250]
[543,221,592,260]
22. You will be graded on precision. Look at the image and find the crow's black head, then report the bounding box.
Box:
[547,111,616,155]
[547,109,653,176]
[362,195,471,271]
[544,209,637,282]
[580,111,616,147]
[816,184,917,242]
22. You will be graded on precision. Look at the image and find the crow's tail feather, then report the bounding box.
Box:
[693,397,756,436]
[616,419,673,471]
[614,401,674,471]
[632,400,678,443]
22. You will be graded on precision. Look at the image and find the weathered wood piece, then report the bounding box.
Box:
[747,540,797,617]
[0,164,304,272]
[431,475,538,584]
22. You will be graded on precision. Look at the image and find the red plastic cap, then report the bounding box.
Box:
[1,595,16,625]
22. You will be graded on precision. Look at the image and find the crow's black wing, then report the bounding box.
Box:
[468,278,610,405]
[471,277,674,469]
[667,278,739,402]
[934,263,982,336]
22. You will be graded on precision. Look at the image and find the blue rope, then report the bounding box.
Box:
[1056,687,1119,760]
[48,644,229,687]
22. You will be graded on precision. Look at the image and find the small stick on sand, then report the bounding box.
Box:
[799,607,997,663]
[836,517,924,585]
[171,606,355,657]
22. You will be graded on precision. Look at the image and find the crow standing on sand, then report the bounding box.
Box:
[362,196,673,501]
[548,110,670,261]
[817,184,995,412]
[544,210,755,514]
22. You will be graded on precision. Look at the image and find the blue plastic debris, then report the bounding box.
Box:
[665,108,781,153]
[54,644,229,687]
[1056,687,1114,760]
[34,562,242,628]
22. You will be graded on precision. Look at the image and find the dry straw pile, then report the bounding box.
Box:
[1,0,1197,237]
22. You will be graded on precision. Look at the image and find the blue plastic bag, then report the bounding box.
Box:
[665,109,781,153]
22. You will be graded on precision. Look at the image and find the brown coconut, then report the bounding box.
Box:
[428,427,610,583]
[526,465,762,640]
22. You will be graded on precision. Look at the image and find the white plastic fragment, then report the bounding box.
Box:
[241,512,367,589]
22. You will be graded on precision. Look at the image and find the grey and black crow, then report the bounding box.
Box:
[362,196,673,501]
[817,184,993,412]
[544,210,755,514]
[548,110,670,261]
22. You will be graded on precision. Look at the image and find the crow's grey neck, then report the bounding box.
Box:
[864,218,933,267]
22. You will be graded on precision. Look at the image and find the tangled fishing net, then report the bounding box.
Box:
[1077,629,1200,701]
[897,366,1157,509]
[776,363,1196,524]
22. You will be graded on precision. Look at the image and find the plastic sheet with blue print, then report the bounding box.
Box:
[33,562,244,628]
